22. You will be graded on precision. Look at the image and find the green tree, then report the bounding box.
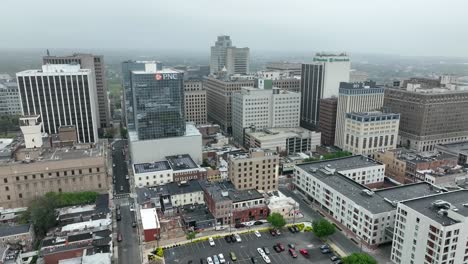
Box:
[312,219,336,238]
[342,253,377,264]
[104,127,116,139]
[186,231,196,241]
[120,127,128,139]
[155,247,164,257]
[267,212,286,229]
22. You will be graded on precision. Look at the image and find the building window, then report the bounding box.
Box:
[19,193,22,198]
[5,186,9,191]
[3,179,7,183]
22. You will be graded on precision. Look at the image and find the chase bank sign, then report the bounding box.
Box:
[155,73,179,81]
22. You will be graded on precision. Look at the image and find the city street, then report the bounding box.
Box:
[165,230,334,264]
[116,198,140,264]
[112,139,130,194]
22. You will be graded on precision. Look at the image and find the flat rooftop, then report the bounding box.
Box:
[181,204,214,223]
[437,141,468,155]
[166,154,198,171]
[199,180,264,203]
[141,208,159,230]
[346,111,400,121]
[165,180,202,196]
[131,68,181,74]
[246,127,315,141]
[296,163,440,214]
[0,224,30,237]
[303,155,383,172]
[402,190,468,225]
[134,161,171,174]
[390,148,458,164]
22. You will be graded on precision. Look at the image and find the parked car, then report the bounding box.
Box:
[299,249,309,257]
[256,248,265,256]
[262,254,271,263]
[213,255,220,264]
[225,235,232,243]
[117,232,123,242]
[250,257,257,263]
[275,229,281,236]
[288,249,297,258]
[200,258,204,264]
[320,244,330,250]
[288,226,296,233]
[288,243,295,249]
[262,247,270,255]
[235,223,246,228]
[218,253,226,263]
[293,226,300,233]
[126,175,129,180]
[229,252,237,261]
[254,231,261,237]
[188,261,193,264]
[116,213,121,221]
[269,229,276,236]
[321,248,331,254]
[132,221,137,228]
[234,233,241,242]
[276,243,285,251]
[330,255,341,262]
[207,257,214,264]
[254,221,263,225]
[334,260,343,264]
[209,237,215,247]
[273,246,281,253]
[230,234,236,242]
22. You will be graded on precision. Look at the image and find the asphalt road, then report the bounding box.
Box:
[278,186,361,256]
[112,139,130,194]
[116,198,140,264]
[165,230,337,264]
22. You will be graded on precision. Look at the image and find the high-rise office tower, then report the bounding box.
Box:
[121,61,163,129]
[184,80,207,125]
[318,97,338,146]
[0,80,21,115]
[16,64,98,143]
[334,81,384,149]
[300,53,350,130]
[210,35,250,75]
[232,87,300,145]
[43,53,110,130]
[384,86,468,152]
[129,68,185,140]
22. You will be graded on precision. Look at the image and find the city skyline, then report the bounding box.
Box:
[1,0,468,57]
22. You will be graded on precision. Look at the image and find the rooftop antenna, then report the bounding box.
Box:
[46,49,50,56]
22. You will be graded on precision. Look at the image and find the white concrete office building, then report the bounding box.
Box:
[300,53,350,130]
[16,64,98,143]
[335,82,385,149]
[343,112,400,156]
[391,190,468,264]
[232,87,300,145]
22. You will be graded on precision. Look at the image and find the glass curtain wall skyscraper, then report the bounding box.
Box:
[128,67,185,140]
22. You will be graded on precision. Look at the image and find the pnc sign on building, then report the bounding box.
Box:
[155,73,179,81]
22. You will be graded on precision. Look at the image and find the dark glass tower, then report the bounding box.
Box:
[130,69,185,140]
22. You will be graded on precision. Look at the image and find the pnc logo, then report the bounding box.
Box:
[154,73,178,80]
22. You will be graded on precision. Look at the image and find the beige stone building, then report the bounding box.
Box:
[374,150,407,183]
[184,80,207,125]
[228,149,279,192]
[0,140,109,209]
[343,111,400,157]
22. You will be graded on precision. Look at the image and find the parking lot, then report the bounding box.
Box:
[165,229,338,264]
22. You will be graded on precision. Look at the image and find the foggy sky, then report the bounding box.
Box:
[2,0,468,57]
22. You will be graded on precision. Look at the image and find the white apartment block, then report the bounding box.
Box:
[335,82,385,149]
[232,87,300,145]
[303,155,385,185]
[184,80,207,125]
[391,190,468,264]
[343,112,400,157]
[133,161,173,187]
[165,181,205,207]
[294,162,439,248]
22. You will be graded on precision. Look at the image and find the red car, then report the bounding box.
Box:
[276,243,285,251]
[117,232,123,242]
[288,249,297,258]
[299,249,309,257]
